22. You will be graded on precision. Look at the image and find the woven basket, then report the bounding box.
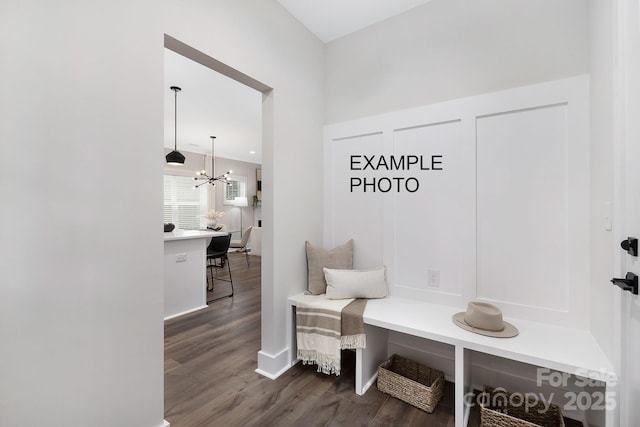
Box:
[377,354,444,413]
[480,386,566,427]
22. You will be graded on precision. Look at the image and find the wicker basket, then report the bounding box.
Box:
[480,386,566,427]
[377,354,444,413]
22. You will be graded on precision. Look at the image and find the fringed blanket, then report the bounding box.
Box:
[296,294,367,375]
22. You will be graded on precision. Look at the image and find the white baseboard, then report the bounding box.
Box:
[361,371,378,395]
[163,305,208,321]
[256,348,290,379]
[162,420,170,427]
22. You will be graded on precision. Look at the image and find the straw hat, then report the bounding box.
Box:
[452,301,518,338]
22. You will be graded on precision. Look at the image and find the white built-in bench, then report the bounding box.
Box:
[288,294,616,427]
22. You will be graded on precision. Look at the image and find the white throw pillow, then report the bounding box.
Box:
[323,266,388,299]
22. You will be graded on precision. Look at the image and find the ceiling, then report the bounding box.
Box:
[164,1,433,165]
[277,0,433,43]
[164,48,262,164]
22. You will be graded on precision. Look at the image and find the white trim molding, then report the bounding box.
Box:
[255,348,290,379]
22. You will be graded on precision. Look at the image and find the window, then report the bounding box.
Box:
[223,174,247,205]
[163,174,207,229]
[225,180,243,202]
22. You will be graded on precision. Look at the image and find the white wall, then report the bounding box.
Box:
[325,0,589,124]
[0,0,325,424]
[0,1,164,426]
[163,0,326,376]
[588,0,616,363]
[322,0,593,328]
[322,0,618,345]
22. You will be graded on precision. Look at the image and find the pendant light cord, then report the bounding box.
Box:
[211,136,216,177]
[170,86,181,152]
[174,88,178,151]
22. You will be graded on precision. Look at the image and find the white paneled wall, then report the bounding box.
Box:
[324,76,589,328]
[325,132,385,269]
[476,105,569,311]
[392,119,474,302]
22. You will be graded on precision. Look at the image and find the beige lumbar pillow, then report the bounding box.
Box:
[306,239,354,295]
[324,266,388,299]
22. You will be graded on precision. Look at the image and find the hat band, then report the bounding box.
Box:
[463,316,505,332]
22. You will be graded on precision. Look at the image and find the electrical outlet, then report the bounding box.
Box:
[176,253,187,262]
[427,269,440,288]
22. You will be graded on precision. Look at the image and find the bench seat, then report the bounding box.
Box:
[288,293,616,427]
[364,297,614,380]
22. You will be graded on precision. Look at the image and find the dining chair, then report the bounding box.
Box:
[230,226,253,267]
[206,233,233,302]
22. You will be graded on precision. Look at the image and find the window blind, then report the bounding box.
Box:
[163,175,207,229]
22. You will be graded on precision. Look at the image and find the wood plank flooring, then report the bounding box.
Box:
[164,252,581,427]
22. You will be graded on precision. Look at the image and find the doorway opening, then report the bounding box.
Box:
[162,36,274,422]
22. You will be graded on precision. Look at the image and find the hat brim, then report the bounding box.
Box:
[452,312,519,338]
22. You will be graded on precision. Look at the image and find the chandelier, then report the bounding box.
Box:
[193,136,233,188]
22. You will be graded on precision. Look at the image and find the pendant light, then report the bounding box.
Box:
[193,136,233,188]
[165,86,185,165]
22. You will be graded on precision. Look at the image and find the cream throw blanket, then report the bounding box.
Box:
[296,294,367,375]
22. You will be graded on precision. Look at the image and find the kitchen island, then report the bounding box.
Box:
[164,229,227,320]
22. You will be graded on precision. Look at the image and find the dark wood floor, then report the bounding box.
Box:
[164,252,580,427]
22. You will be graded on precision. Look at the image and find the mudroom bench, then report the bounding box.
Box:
[288,294,616,427]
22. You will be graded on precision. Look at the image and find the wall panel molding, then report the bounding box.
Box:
[324,75,589,328]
